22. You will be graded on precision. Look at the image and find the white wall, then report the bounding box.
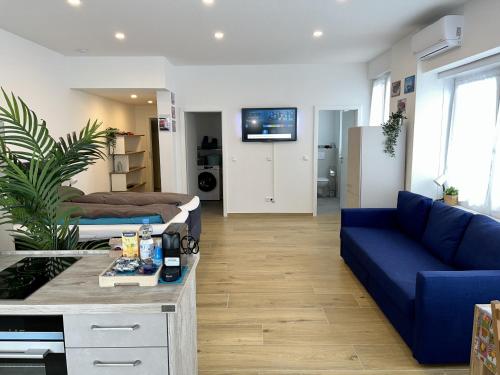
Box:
[175,64,370,213]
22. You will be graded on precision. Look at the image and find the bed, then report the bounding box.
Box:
[62,190,202,242]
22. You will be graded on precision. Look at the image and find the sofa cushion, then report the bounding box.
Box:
[422,202,474,264]
[397,191,433,241]
[454,215,500,270]
[341,227,454,317]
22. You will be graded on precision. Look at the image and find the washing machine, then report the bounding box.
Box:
[197,166,221,201]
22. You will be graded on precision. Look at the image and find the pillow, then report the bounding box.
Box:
[454,215,500,270]
[58,186,85,201]
[422,202,473,264]
[396,191,433,241]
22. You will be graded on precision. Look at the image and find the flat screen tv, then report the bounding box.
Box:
[242,108,297,142]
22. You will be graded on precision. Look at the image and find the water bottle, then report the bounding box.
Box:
[139,218,154,261]
[152,238,163,267]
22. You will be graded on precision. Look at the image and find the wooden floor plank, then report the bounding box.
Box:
[196,202,469,373]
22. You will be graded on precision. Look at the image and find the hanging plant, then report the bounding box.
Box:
[382,110,406,157]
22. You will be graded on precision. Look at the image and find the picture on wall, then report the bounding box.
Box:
[391,80,401,97]
[171,106,176,119]
[397,98,407,113]
[159,115,172,131]
[171,92,176,105]
[404,75,416,94]
[172,120,177,133]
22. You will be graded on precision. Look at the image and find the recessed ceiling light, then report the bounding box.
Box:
[214,31,224,40]
[147,100,154,104]
[202,0,215,5]
[115,32,126,40]
[130,94,138,99]
[76,48,88,54]
[67,0,82,7]
[313,30,324,38]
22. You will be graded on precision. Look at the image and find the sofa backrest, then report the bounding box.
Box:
[397,191,433,241]
[422,202,474,264]
[454,214,500,270]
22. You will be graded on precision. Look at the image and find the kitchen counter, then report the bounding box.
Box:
[0,251,199,315]
[0,250,199,375]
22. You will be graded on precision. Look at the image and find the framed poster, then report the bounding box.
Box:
[158,115,172,131]
[391,80,401,97]
[397,98,407,113]
[171,91,176,105]
[171,106,176,119]
[404,75,416,94]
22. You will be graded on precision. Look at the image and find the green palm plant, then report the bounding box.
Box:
[0,88,108,250]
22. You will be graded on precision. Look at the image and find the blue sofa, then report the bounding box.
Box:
[340,191,500,364]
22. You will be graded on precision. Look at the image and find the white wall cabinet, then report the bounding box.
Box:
[346,126,406,208]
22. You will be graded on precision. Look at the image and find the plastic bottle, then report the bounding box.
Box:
[139,218,154,261]
[153,238,163,267]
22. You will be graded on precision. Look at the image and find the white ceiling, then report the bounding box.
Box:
[0,0,466,65]
[79,89,157,105]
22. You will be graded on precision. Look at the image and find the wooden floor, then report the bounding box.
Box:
[196,202,469,375]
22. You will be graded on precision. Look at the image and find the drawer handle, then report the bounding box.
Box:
[90,324,140,331]
[93,360,142,367]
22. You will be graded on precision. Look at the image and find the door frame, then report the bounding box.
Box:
[313,105,363,216]
[180,107,228,217]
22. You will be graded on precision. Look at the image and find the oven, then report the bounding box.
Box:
[0,315,67,375]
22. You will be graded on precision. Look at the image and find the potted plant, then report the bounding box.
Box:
[444,186,459,206]
[0,88,108,250]
[382,110,407,157]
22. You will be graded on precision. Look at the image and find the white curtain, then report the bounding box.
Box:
[446,70,500,217]
[369,74,391,126]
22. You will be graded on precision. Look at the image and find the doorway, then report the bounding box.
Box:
[314,108,359,215]
[150,118,162,192]
[184,112,223,215]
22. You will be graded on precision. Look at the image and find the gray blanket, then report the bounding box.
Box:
[70,192,194,207]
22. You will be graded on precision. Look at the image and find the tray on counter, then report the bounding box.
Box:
[99,258,161,288]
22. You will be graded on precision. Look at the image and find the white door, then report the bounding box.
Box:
[339,110,357,208]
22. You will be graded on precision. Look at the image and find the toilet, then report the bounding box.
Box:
[317,177,330,198]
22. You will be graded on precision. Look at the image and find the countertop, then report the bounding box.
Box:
[0,251,199,315]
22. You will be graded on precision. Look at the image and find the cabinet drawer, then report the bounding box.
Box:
[64,314,168,348]
[66,347,169,375]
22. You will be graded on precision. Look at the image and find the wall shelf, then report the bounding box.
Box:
[110,135,146,192]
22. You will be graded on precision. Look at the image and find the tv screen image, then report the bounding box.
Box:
[242,108,297,142]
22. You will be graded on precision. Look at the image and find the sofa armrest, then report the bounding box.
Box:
[341,208,397,229]
[414,270,500,364]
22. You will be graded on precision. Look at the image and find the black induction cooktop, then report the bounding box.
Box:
[0,257,81,300]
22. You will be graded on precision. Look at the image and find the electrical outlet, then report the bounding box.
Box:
[265,196,272,202]
[270,198,275,203]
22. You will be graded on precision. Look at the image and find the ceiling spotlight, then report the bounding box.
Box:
[202,0,215,5]
[313,30,323,38]
[115,32,126,40]
[214,31,224,40]
[130,94,138,99]
[76,48,88,54]
[147,100,154,104]
[67,0,82,6]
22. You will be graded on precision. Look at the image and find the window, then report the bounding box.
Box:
[369,74,391,126]
[445,69,500,217]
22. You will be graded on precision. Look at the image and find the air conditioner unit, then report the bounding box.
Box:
[411,15,464,61]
